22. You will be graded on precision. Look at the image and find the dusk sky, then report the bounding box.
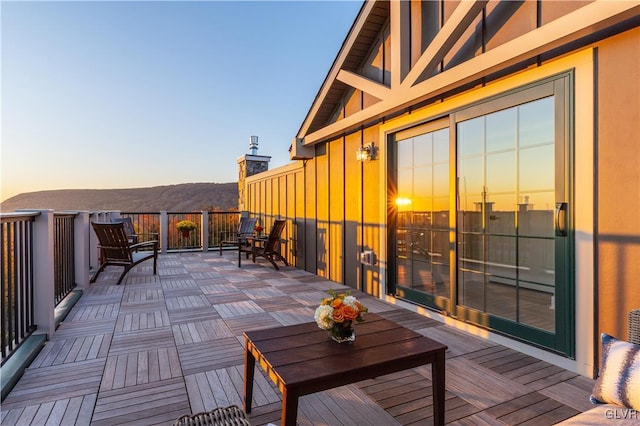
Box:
[1,1,363,202]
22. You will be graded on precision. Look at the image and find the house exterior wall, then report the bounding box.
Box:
[244,1,639,374]
[596,28,640,342]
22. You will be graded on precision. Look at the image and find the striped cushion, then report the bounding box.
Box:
[590,333,640,410]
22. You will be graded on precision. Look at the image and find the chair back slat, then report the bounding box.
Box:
[92,222,133,263]
[111,217,138,244]
[263,220,286,253]
[238,217,257,237]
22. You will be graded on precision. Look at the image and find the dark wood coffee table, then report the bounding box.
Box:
[243,313,447,426]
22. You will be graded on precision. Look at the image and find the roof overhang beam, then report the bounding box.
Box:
[401,0,489,89]
[336,69,391,100]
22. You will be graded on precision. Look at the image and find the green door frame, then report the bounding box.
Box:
[388,73,575,357]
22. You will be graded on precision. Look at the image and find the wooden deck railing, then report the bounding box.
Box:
[53,213,76,305]
[1,212,38,364]
[121,211,242,251]
[0,209,245,366]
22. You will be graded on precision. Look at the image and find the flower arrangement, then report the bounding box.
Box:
[176,219,197,232]
[314,289,367,343]
[254,225,264,234]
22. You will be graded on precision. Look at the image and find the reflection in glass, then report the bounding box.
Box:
[433,164,448,197]
[395,127,450,301]
[414,166,433,199]
[397,168,412,201]
[432,203,449,227]
[458,157,483,195]
[519,145,554,192]
[397,257,412,286]
[456,96,556,332]
[519,97,554,147]
[458,195,483,233]
[519,235,555,332]
[458,269,485,311]
[414,133,433,166]
[519,289,554,332]
[486,108,515,153]
[486,194,516,235]
[518,192,554,238]
[486,235,517,280]
[486,151,515,194]
[433,129,449,162]
[458,233,483,272]
[397,139,413,168]
[486,277,517,321]
[518,238,554,287]
[458,117,484,157]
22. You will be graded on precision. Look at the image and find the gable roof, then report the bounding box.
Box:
[293,0,639,157]
[296,0,389,138]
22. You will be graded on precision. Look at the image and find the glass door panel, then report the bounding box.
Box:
[394,126,450,306]
[456,94,559,336]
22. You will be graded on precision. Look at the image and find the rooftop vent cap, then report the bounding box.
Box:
[249,136,259,155]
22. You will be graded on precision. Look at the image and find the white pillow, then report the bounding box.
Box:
[590,333,640,410]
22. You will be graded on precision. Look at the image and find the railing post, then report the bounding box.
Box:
[160,211,168,254]
[88,212,100,270]
[31,210,56,339]
[201,211,209,252]
[74,211,91,288]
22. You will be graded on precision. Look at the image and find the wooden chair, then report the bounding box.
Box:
[219,217,257,255]
[111,217,158,246]
[91,222,158,285]
[111,217,139,244]
[240,219,288,270]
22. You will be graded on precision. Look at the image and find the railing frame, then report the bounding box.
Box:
[1,209,247,368]
[30,210,56,341]
[1,212,38,364]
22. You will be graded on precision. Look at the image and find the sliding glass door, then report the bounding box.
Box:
[390,76,573,356]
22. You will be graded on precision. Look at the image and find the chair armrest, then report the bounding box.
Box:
[135,232,158,238]
[97,244,126,251]
[130,240,158,251]
[134,232,159,242]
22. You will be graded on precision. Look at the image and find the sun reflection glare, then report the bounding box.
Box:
[396,197,412,206]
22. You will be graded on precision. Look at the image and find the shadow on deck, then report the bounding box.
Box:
[0,252,596,425]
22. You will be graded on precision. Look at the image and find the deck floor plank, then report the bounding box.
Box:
[1,252,597,426]
[417,323,498,357]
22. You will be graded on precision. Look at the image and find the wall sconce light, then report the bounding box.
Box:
[356,142,377,161]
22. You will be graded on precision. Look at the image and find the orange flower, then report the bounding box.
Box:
[331,298,343,308]
[332,307,345,323]
[342,305,358,321]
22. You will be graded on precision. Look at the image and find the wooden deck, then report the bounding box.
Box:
[0,252,596,425]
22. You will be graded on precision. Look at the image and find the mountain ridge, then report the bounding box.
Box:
[1,182,239,212]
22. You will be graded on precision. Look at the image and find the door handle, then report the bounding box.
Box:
[555,202,567,236]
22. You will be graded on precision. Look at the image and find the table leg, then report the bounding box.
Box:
[432,350,446,426]
[244,345,255,413]
[281,388,298,426]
